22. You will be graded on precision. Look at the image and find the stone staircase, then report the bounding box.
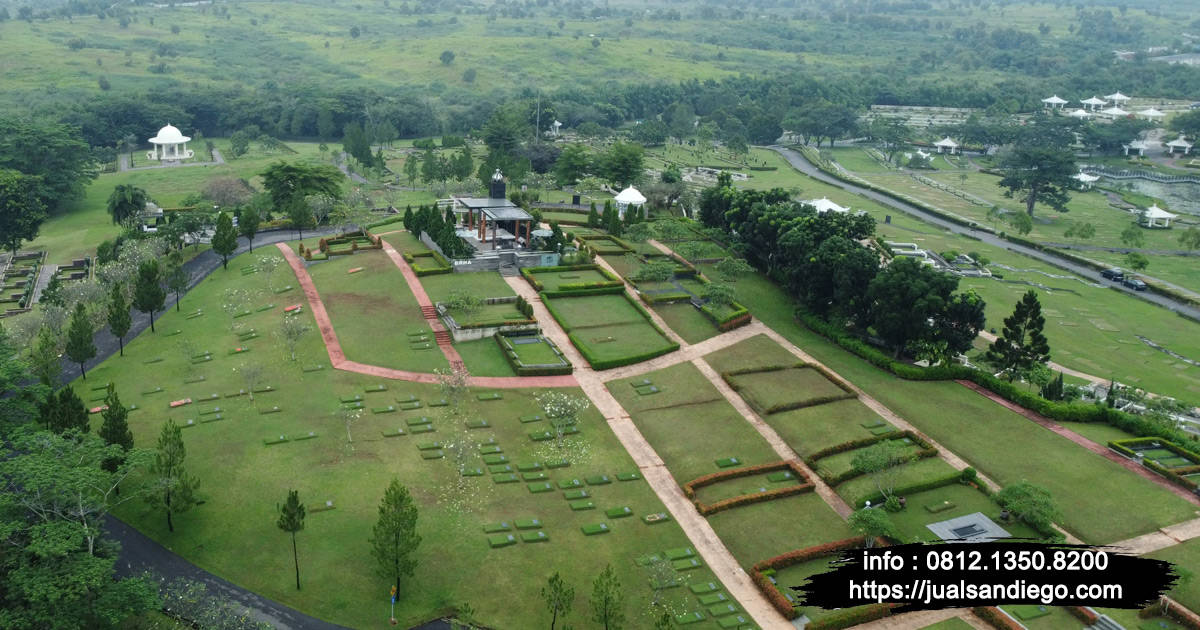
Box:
[499,261,518,277]
[420,305,437,319]
[1087,613,1125,630]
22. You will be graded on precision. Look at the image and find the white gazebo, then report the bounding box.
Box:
[1067,108,1093,119]
[1042,95,1068,109]
[1072,172,1100,189]
[1100,106,1130,119]
[1166,135,1193,155]
[146,124,193,162]
[803,197,850,214]
[1136,108,1166,121]
[1080,96,1108,111]
[1140,204,1177,228]
[1105,92,1132,105]
[1123,139,1148,156]
[614,186,647,219]
[934,137,959,154]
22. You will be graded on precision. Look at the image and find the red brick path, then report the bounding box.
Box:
[275,242,578,389]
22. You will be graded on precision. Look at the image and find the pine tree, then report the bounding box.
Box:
[145,419,200,533]
[984,290,1050,382]
[40,274,65,307]
[211,211,238,270]
[402,206,414,232]
[133,259,166,333]
[277,489,306,590]
[40,388,90,434]
[99,384,134,488]
[587,201,600,228]
[590,564,624,630]
[370,478,421,603]
[107,284,131,356]
[65,302,96,380]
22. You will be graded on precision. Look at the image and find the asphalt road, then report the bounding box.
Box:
[769,145,1200,322]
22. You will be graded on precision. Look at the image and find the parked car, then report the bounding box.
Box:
[1123,277,1147,291]
[1101,268,1125,281]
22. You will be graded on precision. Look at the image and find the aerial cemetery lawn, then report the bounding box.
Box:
[77,247,740,629]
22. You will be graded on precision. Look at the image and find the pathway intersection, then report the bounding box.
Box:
[266,229,1200,628]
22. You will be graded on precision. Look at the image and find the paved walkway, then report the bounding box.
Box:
[852,608,990,630]
[502,275,790,628]
[29,262,57,305]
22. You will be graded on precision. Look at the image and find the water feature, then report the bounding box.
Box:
[1099,177,1200,217]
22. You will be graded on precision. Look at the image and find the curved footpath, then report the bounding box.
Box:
[768,145,1200,321]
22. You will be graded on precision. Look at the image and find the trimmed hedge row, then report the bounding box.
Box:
[750,537,874,620]
[854,470,962,508]
[701,300,752,331]
[639,291,692,304]
[409,250,452,276]
[520,264,622,293]
[807,431,938,486]
[721,362,857,415]
[1067,606,1099,625]
[493,333,574,376]
[794,307,1200,447]
[1143,599,1200,630]
[805,604,894,630]
[1109,437,1200,491]
[364,214,405,229]
[972,607,1024,630]
[541,290,680,370]
[682,461,813,514]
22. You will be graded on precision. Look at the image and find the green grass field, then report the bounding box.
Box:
[78,247,733,629]
[526,268,612,291]
[706,492,853,568]
[703,264,1199,543]
[542,292,677,369]
[726,367,850,414]
[651,302,720,344]
[607,362,779,484]
[305,248,450,373]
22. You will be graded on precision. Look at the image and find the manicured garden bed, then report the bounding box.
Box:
[725,366,854,415]
[542,292,678,370]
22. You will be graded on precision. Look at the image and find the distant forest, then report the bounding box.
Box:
[1,0,1197,153]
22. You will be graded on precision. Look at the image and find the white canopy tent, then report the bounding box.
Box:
[1080,96,1108,110]
[1141,204,1178,228]
[1166,135,1193,155]
[1100,106,1130,119]
[1067,109,1093,119]
[1136,108,1166,120]
[934,137,959,154]
[1105,91,1132,104]
[1042,95,1068,109]
[614,186,647,219]
[803,197,850,214]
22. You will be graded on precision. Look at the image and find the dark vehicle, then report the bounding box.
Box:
[1123,277,1147,291]
[1101,268,1125,281]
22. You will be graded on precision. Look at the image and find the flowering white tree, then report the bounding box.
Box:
[536,391,590,451]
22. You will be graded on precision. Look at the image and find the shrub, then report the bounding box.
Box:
[318,238,328,253]
[805,604,893,630]
[749,537,870,620]
[973,607,1025,630]
[1067,607,1098,625]
[960,467,977,484]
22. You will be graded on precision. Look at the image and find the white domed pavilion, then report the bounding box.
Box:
[146,124,193,162]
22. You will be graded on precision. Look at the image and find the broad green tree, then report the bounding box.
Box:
[0,428,158,627]
[239,206,261,251]
[599,141,644,188]
[1179,226,1200,253]
[107,184,147,224]
[65,302,96,380]
[866,257,984,359]
[370,478,422,603]
[145,419,200,533]
[985,290,1050,382]
[166,256,189,312]
[554,144,592,186]
[1120,222,1145,249]
[0,169,47,256]
[1125,251,1149,271]
[0,116,98,209]
[715,257,754,281]
[995,481,1059,531]
[260,161,343,213]
[542,571,575,630]
[211,211,238,269]
[278,489,306,590]
[132,259,166,332]
[107,284,131,356]
[590,564,625,630]
[851,440,912,501]
[848,507,898,548]
[997,146,1075,217]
